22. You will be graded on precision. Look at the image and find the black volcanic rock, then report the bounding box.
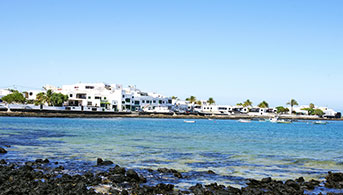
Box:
[110,165,126,175]
[97,158,113,166]
[325,171,343,189]
[0,147,7,154]
[157,167,183,178]
[2,158,343,195]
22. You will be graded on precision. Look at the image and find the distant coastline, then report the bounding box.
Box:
[0,110,342,121]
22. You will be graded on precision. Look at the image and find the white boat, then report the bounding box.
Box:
[184,120,196,123]
[238,119,251,123]
[269,117,291,124]
[277,119,292,124]
[313,121,327,125]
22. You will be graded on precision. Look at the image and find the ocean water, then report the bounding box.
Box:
[1,117,343,189]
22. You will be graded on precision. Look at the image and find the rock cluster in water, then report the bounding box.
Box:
[0,147,7,154]
[0,156,343,194]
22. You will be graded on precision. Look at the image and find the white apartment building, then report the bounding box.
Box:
[45,83,173,112]
[121,85,173,112]
[49,83,123,111]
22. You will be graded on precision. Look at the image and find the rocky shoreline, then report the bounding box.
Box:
[1,146,343,195]
[0,110,341,121]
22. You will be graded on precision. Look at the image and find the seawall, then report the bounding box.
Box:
[0,110,341,120]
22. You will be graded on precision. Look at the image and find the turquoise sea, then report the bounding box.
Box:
[1,117,343,189]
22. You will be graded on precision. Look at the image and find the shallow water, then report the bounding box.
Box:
[1,117,343,189]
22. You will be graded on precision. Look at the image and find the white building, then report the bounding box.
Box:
[121,85,173,112]
[50,83,123,111]
[319,107,339,118]
[44,82,173,112]
[24,90,44,101]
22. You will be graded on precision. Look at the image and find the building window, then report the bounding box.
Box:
[125,98,131,103]
[95,96,101,99]
[76,94,86,99]
[153,100,156,103]
[168,100,172,104]
[159,100,162,104]
[134,101,140,105]
[70,94,73,97]
[85,86,94,89]
[88,96,91,99]
[142,100,145,103]
[122,95,125,98]
[29,92,33,96]
[104,97,107,100]
[122,101,125,104]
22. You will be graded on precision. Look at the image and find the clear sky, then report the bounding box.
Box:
[0,1,342,110]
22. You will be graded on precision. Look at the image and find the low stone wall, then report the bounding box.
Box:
[0,110,341,120]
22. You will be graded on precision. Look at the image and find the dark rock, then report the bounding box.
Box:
[4,145,11,148]
[20,165,34,171]
[97,158,103,165]
[25,161,34,166]
[54,165,65,171]
[174,172,183,178]
[207,170,216,174]
[109,175,126,183]
[36,158,44,163]
[0,159,7,164]
[157,167,183,179]
[110,165,126,175]
[146,168,154,172]
[157,167,170,173]
[102,160,114,165]
[43,158,50,163]
[285,179,300,190]
[189,183,206,195]
[325,172,343,189]
[303,181,315,190]
[126,169,140,181]
[261,177,272,183]
[121,189,129,195]
[296,177,305,183]
[97,158,113,166]
[0,147,7,154]
[157,167,178,173]
[247,178,261,186]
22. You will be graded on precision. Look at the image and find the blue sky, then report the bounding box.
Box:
[0,1,342,110]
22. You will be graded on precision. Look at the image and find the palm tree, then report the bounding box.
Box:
[46,89,53,105]
[196,100,202,105]
[185,96,196,104]
[309,103,315,109]
[258,101,269,108]
[35,92,48,106]
[171,96,178,100]
[243,99,253,107]
[286,99,299,114]
[207,97,215,105]
[236,103,243,106]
